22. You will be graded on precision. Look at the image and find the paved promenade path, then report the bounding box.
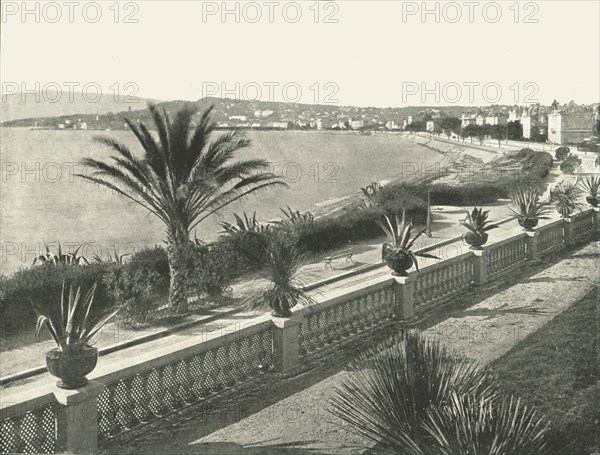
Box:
[100,241,599,455]
[0,201,516,381]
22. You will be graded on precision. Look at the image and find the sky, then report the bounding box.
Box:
[1,0,599,108]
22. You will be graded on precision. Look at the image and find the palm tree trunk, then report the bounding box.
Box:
[166,230,190,309]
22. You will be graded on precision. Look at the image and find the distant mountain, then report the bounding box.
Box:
[0,91,158,122]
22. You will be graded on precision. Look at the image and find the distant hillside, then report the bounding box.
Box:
[0,91,158,122]
[2,95,530,131]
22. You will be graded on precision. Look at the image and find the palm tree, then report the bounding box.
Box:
[78,103,286,308]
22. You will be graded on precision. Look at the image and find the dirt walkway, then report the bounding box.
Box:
[100,241,599,455]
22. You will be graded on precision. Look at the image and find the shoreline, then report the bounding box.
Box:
[310,133,511,219]
[0,130,519,276]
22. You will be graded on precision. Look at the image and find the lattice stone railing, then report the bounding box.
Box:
[414,252,474,310]
[298,277,395,357]
[2,209,598,454]
[537,219,565,255]
[0,395,57,454]
[570,209,596,241]
[486,234,528,278]
[96,320,273,440]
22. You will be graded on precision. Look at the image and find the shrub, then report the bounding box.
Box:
[185,243,235,298]
[330,331,497,454]
[331,330,551,455]
[494,150,553,195]
[555,146,570,161]
[237,233,312,317]
[0,263,115,335]
[103,246,169,323]
[212,232,265,276]
[428,183,506,205]
[125,246,169,284]
[550,182,584,218]
[373,183,427,214]
[290,205,423,254]
[560,153,582,174]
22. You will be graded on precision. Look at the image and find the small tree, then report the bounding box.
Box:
[507,120,523,140]
[554,146,570,161]
[491,124,506,148]
[559,153,582,174]
[440,117,461,138]
[463,124,479,143]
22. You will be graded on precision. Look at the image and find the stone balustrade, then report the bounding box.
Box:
[1,208,598,454]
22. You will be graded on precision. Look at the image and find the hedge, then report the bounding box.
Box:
[0,262,116,336]
[1,150,554,329]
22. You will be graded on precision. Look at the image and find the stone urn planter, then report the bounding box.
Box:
[518,218,539,231]
[384,250,414,276]
[586,195,599,207]
[46,346,98,389]
[270,303,293,318]
[462,232,488,250]
[33,282,118,390]
[460,208,497,251]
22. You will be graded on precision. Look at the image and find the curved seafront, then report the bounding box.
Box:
[0,128,443,275]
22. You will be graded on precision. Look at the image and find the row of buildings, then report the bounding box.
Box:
[457,102,597,144]
[15,99,598,145]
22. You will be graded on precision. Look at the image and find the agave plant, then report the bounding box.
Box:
[239,233,313,317]
[93,245,132,265]
[360,181,383,208]
[460,208,499,249]
[330,330,497,455]
[550,182,584,218]
[33,282,119,352]
[275,206,314,226]
[33,243,89,266]
[378,213,439,276]
[423,392,550,455]
[509,189,551,231]
[219,211,269,234]
[579,175,600,207]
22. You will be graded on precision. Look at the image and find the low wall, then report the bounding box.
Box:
[1,208,598,454]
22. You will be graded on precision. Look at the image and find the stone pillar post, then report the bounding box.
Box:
[525,230,540,261]
[563,218,575,248]
[54,380,104,454]
[393,273,416,320]
[272,313,302,373]
[471,249,488,286]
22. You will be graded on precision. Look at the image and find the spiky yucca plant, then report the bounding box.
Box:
[509,189,551,230]
[219,211,269,234]
[33,243,89,266]
[550,182,584,218]
[378,213,439,275]
[78,103,286,308]
[579,175,600,207]
[33,282,119,352]
[240,233,312,317]
[423,392,550,455]
[93,245,132,265]
[330,331,497,455]
[460,207,499,249]
[360,181,383,208]
[275,206,315,226]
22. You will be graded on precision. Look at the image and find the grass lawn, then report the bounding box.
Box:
[491,285,600,455]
